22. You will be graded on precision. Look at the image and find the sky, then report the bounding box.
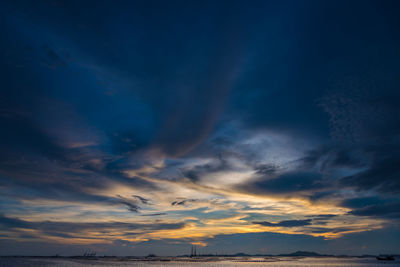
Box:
[1,0,400,256]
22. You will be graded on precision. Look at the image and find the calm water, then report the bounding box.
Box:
[1,257,399,267]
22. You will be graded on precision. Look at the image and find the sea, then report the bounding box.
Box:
[1,257,399,267]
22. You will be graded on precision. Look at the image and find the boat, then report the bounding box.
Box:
[376,255,395,261]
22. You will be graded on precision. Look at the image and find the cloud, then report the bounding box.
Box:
[113,194,153,212]
[1,0,400,256]
[171,198,197,206]
[0,214,30,229]
[114,195,141,212]
[140,213,167,217]
[253,219,312,227]
[133,195,151,204]
[237,171,326,196]
[254,163,279,176]
[300,145,367,171]
[341,197,400,219]
[305,214,337,224]
[309,227,355,234]
[0,214,185,243]
[339,145,400,194]
[181,156,231,183]
[349,202,400,218]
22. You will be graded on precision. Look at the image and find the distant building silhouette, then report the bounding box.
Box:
[83,250,96,257]
[190,245,197,257]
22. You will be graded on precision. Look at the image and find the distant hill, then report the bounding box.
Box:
[278,251,332,257]
[233,252,250,257]
[177,250,378,258]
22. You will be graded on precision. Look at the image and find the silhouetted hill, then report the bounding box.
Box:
[233,252,250,256]
[278,251,332,257]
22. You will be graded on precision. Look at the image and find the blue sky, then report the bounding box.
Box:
[1,0,400,256]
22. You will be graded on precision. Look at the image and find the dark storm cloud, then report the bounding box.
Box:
[341,197,400,219]
[0,165,154,213]
[237,171,326,196]
[309,227,354,234]
[349,203,400,219]
[0,214,185,239]
[253,219,312,227]
[341,197,384,209]
[339,145,400,194]
[253,217,343,229]
[0,214,30,229]
[300,145,367,171]
[299,143,400,196]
